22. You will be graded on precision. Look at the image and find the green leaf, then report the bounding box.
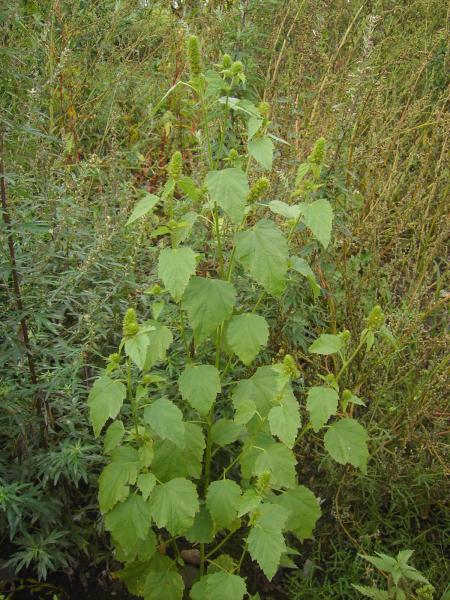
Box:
[268,394,301,448]
[158,247,196,302]
[87,376,126,437]
[234,398,257,425]
[300,198,333,248]
[248,136,274,170]
[352,585,389,600]
[144,398,185,448]
[152,423,205,482]
[247,117,263,140]
[150,478,199,536]
[241,434,297,488]
[269,200,301,220]
[237,489,261,517]
[103,420,125,452]
[235,219,288,296]
[324,418,369,473]
[306,386,339,432]
[143,321,173,369]
[205,168,249,223]
[125,326,155,370]
[226,313,269,365]
[105,493,152,549]
[185,505,214,544]
[289,256,316,279]
[172,211,198,246]
[182,277,236,345]
[206,479,242,529]
[206,572,247,600]
[275,485,321,541]
[137,473,157,501]
[117,560,152,596]
[126,193,159,225]
[211,418,243,447]
[144,555,184,600]
[116,529,157,562]
[233,366,290,420]
[178,176,202,202]
[178,364,221,416]
[308,333,343,355]
[99,446,140,513]
[247,503,289,580]
[191,576,210,600]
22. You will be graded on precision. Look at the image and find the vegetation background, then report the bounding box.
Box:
[1,0,448,598]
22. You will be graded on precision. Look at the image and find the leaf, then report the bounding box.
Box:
[248,136,274,170]
[205,168,249,223]
[275,485,321,541]
[178,177,202,202]
[306,386,339,432]
[151,423,205,482]
[105,493,152,549]
[300,198,333,248]
[234,398,257,425]
[233,366,290,420]
[268,394,301,448]
[144,398,185,448]
[150,478,199,536]
[235,219,288,296]
[137,473,157,501]
[308,333,343,355]
[126,193,159,225]
[178,364,221,416]
[211,419,243,447]
[182,277,236,345]
[226,313,269,365]
[247,117,263,140]
[206,479,242,529]
[158,247,196,301]
[352,585,389,600]
[289,256,316,279]
[143,555,184,600]
[206,572,247,600]
[241,434,297,488]
[269,200,301,220]
[98,446,140,513]
[237,489,261,517]
[116,529,157,563]
[103,420,125,452]
[247,503,289,580]
[143,321,173,369]
[87,376,126,437]
[124,324,155,370]
[172,211,198,245]
[185,505,214,544]
[324,418,369,473]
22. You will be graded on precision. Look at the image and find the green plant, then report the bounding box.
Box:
[86,37,384,599]
[354,549,434,600]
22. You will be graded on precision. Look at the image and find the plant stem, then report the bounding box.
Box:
[205,530,235,560]
[336,332,368,382]
[178,304,191,363]
[127,358,139,439]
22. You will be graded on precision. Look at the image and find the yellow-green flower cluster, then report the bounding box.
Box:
[167,151,183,181]
[123,308,139,337]
[187,35,202,79]
[367,305,385,331]
[307,137,326,166]
[247,177,269,203]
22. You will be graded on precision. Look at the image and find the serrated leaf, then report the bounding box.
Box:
[178,176,202,201]
[247,117,263,140]
[268,394,301,448]
[211,418,243,447]
[87,376,126,437]
[226,313,269,365]
[152,423,205,482]
[105,493,152,549]
[178,364,221,416]
[98,446,140,513]
[116,529,157,563]
[235,219,288,296]
[324,418,369,473]
[247,503,289,580]
[276,485,321,541]
[117,560,152,596]
[289,256,316,279]
[143,321,173,369]
[144,555,184,600]
[158,247,196,302]
[137,473,157,501]
[172,211,198,245]
[248,136,274,170]
[352,585,389,600]
[125,327,154,369]
[182,277,236,345]
[150,478,199,536]
[206,479,242,529]
[205,168,249,223]
[241,434,297,488]
[237,489,261,517]
[185,505,214,544]
[269,200,301,220]
[126,193,159,225]
[103,420,125,452]
[144,398,185,448]
[206,572,247,600]
[300,198,333,248]
[306,386,339,432]
[308,333,343,355]
[234,398,257,425]
[233,366,290,420]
